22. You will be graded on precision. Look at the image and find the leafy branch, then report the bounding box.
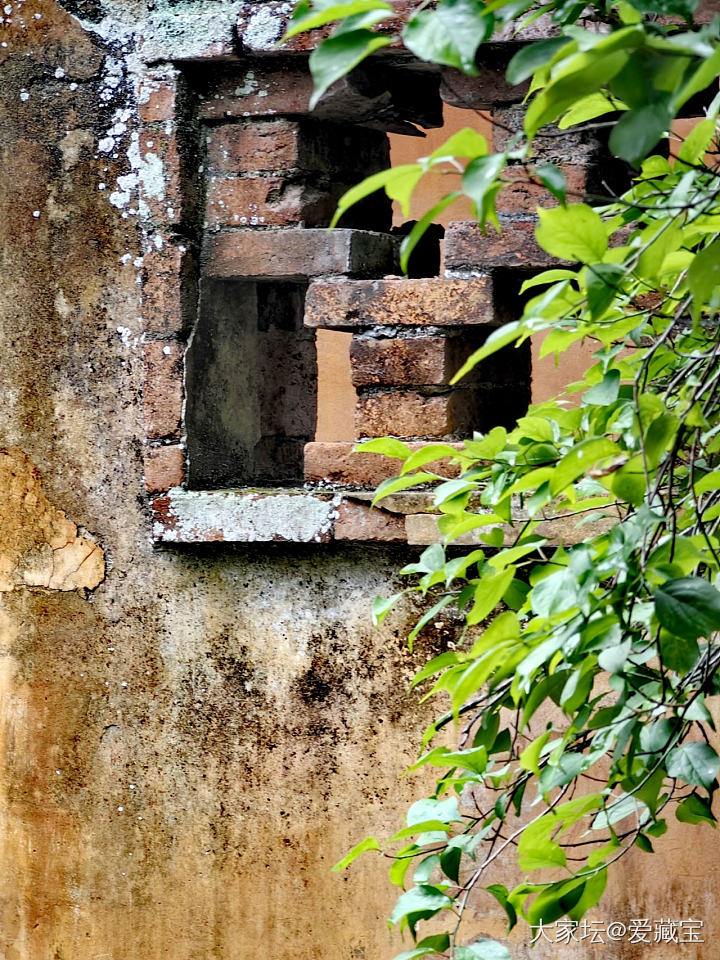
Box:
[286,1,720,957]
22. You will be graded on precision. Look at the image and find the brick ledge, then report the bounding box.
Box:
[151,488,616,545]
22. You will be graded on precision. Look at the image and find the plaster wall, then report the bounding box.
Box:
[0,3,716,959]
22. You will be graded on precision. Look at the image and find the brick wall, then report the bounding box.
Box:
[136,34,626,541]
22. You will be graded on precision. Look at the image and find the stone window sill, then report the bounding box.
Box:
[151,487,615,545]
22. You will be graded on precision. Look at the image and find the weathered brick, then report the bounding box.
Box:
[303,441,463,487]
[350,336,451,387]
[494,11,560,40]
[305,277,494,329]
[196,62,441,131]
[350,335,492,387]
[138,127,188,228]
[142,340,184,440]
[444,218,559,272]
[197,66,320,120]
[356,390,472,439]
[205,120,390,177]
[203,229,397,280]
[142,244,197,337]
[206,121,301,173]
[496,164,589,215]
[138,78,178,124]
[143,444,185,494]
[492,104,603,162]
[205,176,342,228]
[334,501,406,542]
[441,65,528,109]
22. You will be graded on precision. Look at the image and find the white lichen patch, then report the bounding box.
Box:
[243,3,294,51]
[155,490,341,544]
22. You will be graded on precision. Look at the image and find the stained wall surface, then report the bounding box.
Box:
[0,3,717,960]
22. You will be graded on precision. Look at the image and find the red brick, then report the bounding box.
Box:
[142,244,197,337]
[441,66,528,109]
[356,390,471,439]
[197,66,315,120]
[303,441,463,487]
[195,62,440,131]
[142,340,184,440]
[350,336,450,387]
[305,277,494,329]
[205,176,341,228]
[144,444,185,493]
[203,229,396,280]
[206,121,301,173]
[138,128,188,228]
[496,164,589,215]
[334,501,406,541]
[138,79,178,124]
[205,120,390,178]
[444,218,560,271]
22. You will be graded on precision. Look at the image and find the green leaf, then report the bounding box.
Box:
[355,437,411,459]
[666,742,720,789]
[598,639,631,674]
[407,796,462,826]
[536,204,608,264]
[688,238,720,322]
[403,0,492,73]
[309,29,392,109]
[536,163,567,203]
[390,821,453,841]
[462,153,507,224]
[455,942,510,960]
[525,48,633,136]
[676,793,716,826]
[519,269,577,294]
[677,115,718,164]
[408,596,454,650]
[583,370,620,406]
[400,194,461,272]
[486,884,517,932]
[451,322,523,384]
[586,263,625,319]
[372,472,437,505]
[466,567,516,625]
[506,37,569,84]
[284,0,392,39]
[389,847,416,888]
[389,885,454,926]
[517,821,566,871]
[372,592,403,627]
[659,631,699,674]
[429,128,488,161]
[439,845,462,883]
[694,469,720,495]
[332,836,381,871]
[654,577,720,641]
[331,164,423,227]
[394,935,451,960]
[559,91,628,129]
[549,437,619,495]
[609,101,673,166]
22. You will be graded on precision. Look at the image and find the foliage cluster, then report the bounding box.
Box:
[288,1,720,957]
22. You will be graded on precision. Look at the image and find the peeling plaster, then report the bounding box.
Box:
[0,447,105,592]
